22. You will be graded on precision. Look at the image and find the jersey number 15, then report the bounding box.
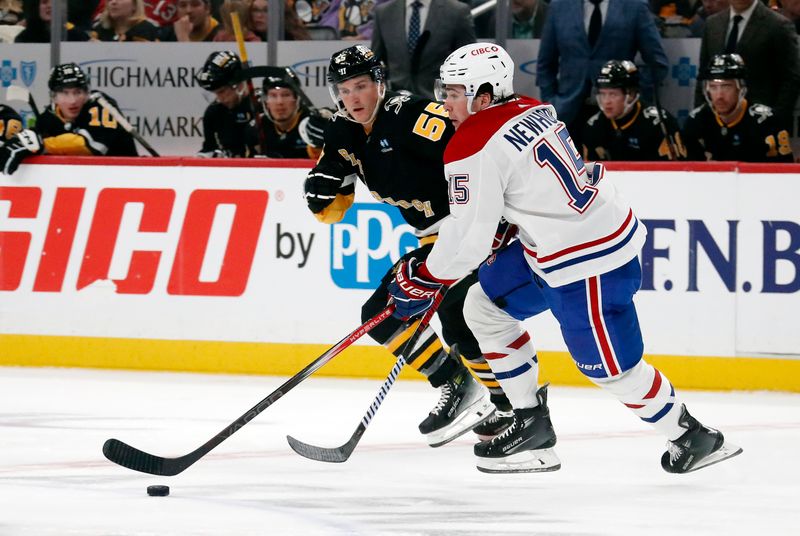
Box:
[534,127,598,214]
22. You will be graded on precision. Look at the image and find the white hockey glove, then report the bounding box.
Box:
[0,129,42,175]
[197,148,233,158]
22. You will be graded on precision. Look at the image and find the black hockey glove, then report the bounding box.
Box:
[0,129,42,175]
[304,170,342,213]
[298,107,334,148]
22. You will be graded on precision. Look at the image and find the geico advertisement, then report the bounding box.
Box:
[0,161,368,345]
[1,163,798,358]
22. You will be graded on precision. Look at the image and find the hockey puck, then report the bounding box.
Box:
[146,485,170,497]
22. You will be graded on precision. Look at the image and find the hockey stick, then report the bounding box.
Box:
[287,289,448,463]
[231,12,267,153]
[6,85,42,122]
[90,92,160,156]
[102,305,395,476]
[650,72,679,161]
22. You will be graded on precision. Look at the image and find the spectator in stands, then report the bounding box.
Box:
[0,63,139,176]
[94,1,180,27]
[15,0,91,41]
[1,0,22,25]
[778,0,800,33]
[477,0,548,38]
[146,0,179,26]
[213,0,260,40]
[696,0,800,127]
[69,0,100,31]
[91,0,161,41]
[294,0,330,24]
[317,0,384,39]
[582,60,687,161]
[687,0,729,37]
[684,53,795,162]
[651,0,696,37]
[195,51,259,158]
[259,73,324,158]
[371,0,476,99]
[537,0,669,150]
[160,0,221,40]
[249,0,310,40]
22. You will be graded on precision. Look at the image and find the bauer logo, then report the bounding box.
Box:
[330,204,418,289]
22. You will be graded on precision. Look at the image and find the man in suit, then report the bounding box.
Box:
[695,0,800,127]
[371,0,476,99]
[536,0,668,148]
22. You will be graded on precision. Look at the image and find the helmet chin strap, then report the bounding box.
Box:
[340,82,386,124]
[619,92,639,119]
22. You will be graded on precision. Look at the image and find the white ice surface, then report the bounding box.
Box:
[1,367,798,536]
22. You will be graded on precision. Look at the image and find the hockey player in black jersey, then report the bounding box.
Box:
[0,63,138,175]
[195,51,259,158]
[0,105,23,147]
[258,73,323,159]
[684,54,795,163]
[582,60,687,161]
[303,45,515,446]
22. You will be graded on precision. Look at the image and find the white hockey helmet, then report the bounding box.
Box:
[436,43,515,113]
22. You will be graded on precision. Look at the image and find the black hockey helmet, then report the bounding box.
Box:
[701,54,746,81]
[595,60,639,91]
[327,45,384,85]
[196,51,243,91]
[48,63,89,92]
[262,72,301,97]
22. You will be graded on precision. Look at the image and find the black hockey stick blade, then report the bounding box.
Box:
[102,306,394,476]
[103,438,190,476]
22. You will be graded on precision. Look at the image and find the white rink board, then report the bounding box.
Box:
[1,160,798,359]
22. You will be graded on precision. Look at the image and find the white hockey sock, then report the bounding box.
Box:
[464,284,540,409]
[591,360,685,440]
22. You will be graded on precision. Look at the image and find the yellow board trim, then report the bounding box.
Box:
[1,334,799,392]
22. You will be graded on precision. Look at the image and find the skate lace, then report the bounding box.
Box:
[431,384,453,415]
[491,416,518,443]
[666,441,684,464]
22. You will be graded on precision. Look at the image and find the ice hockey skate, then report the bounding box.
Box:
[418,368,494,448]
[661,405,742,474]
[472,409,514,441]
[474,384,561,473]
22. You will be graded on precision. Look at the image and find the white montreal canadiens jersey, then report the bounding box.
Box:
[426,96,647,287]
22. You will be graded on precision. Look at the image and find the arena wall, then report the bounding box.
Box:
[1,158,798,392]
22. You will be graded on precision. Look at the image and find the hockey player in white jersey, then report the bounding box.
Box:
[387,43,743,474]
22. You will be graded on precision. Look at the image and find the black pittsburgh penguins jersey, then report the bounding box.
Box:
[313,91,454,232]
[260,107,313,159]
[683,101,795,162]
[0,105,23,146]
[200,99,258,158]
[582,102,687,161]
[36,92,138,156]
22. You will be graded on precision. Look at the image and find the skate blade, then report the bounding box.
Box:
[476,448,561,474]
[426,396,494,448]
[685,441,743,473]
